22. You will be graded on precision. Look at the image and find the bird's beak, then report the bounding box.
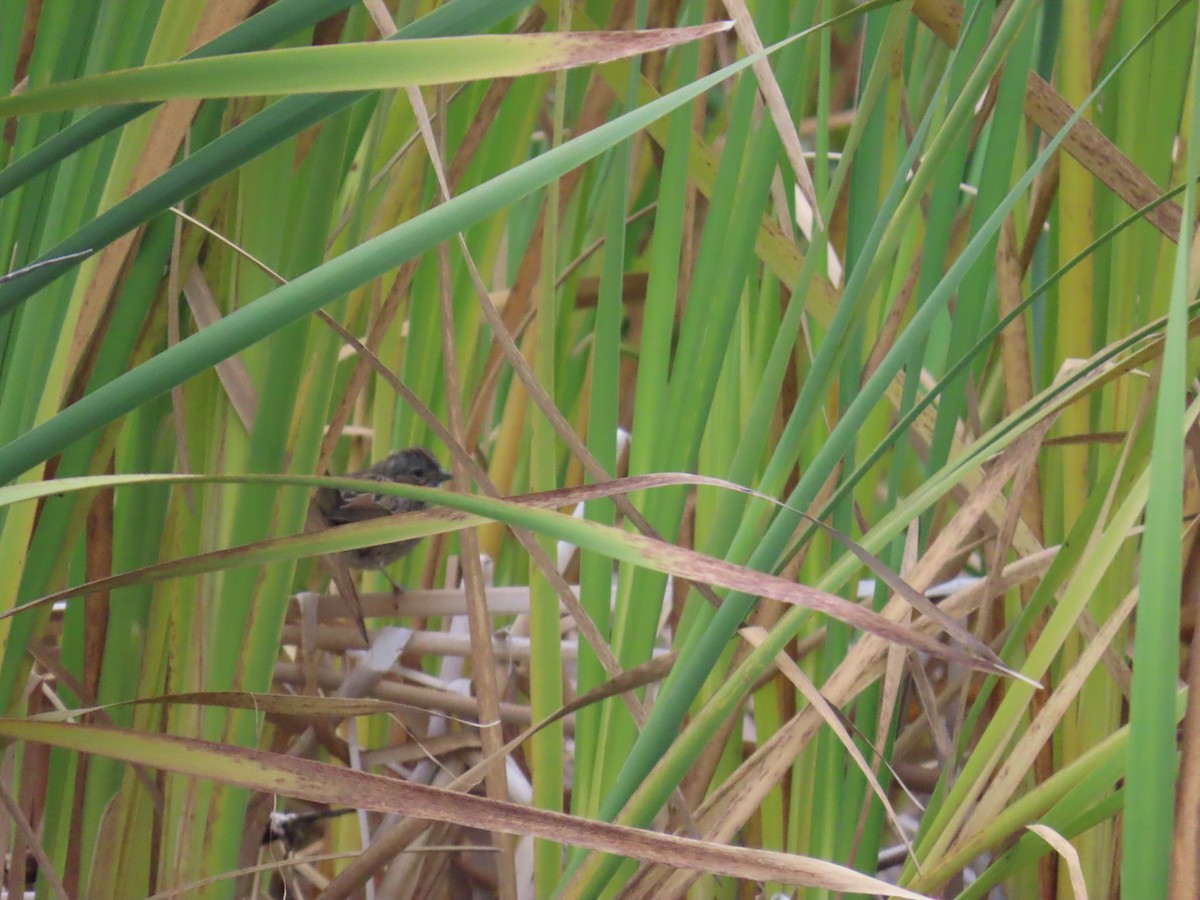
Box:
[437,468,453,484]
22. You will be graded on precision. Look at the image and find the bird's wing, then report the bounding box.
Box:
[323,491,396,525]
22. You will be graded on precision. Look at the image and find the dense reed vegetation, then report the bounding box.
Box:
[1,1,1197,897]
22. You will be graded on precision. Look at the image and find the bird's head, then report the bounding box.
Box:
[381,447,452,486]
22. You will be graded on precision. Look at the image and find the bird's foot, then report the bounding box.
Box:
[382,570,405,595]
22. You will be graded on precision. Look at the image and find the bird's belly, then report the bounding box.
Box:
[339,539,419,570]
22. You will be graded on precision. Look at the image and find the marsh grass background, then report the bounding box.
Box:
[0,0,1198,897]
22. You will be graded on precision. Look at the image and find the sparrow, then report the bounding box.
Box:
[313,447,452,587]
[264,807,356,851]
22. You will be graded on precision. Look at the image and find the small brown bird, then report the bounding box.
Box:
[313,447,452,588]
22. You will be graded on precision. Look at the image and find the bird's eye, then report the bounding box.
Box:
[413,468,425,478]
